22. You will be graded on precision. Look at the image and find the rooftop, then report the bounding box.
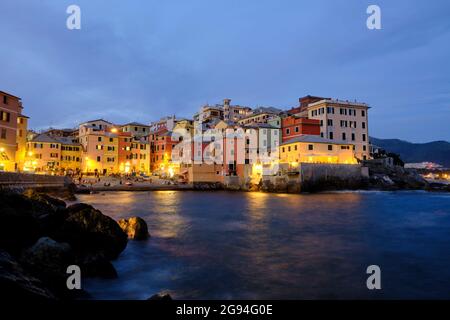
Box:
[308,99,369,108]
[122,122,150,127]
[281,135,352,146]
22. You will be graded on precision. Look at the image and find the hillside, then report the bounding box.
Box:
[370,137,450,168]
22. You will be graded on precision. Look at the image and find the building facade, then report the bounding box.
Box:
[301,99,370,160]
[281,115,320,142]
[280,135,357,168]
[0,91,28,172]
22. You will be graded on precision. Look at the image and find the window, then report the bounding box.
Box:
[135,127,138,131]
[98,137,102,142]
[328,145,333,151]
[327,119,333,126]
[320,120,323,126]
[308,144,314,150]
[363,145,367,151]
[362,122,366,129]
[351,133,355,141]
[320,132,324,138]
[97,156,101,162]
[282,147,285,153]
[294,145,297,151]
[288,146,291,152]
[362,134,366,142]
[327,107,335,114]
[0,111,10,122]
[329,132,334,140]
[3,95,8,104]
[295,126,299,133]
[286,128,290,135]
[109,138,113,142]
[342,133,346,140]
[362,110,366,117]
[1,128,6,139]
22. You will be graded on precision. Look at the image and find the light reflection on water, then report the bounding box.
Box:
[78,191,450,300]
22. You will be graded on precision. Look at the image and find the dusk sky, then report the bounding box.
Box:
[1,0,449,142]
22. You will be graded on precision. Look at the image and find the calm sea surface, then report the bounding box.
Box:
[77,191,450,299]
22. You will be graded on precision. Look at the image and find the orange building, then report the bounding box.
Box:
[281,115,320,142]
[117,131,133,173]
[0,91,28,172]
[150,129,179,175]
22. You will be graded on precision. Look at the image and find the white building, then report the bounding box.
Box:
[300,99,370,160]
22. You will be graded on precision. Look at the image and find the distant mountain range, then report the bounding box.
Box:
[370,137,450,168]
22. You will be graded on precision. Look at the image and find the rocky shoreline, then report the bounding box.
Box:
[190,166,447,193]
[0,189,153,300]
[1,167,447,300]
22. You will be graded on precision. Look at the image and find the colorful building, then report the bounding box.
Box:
[281,115,320,142]
[78,119,119,175]
[279,135,357,169]
[0,91,28,172]
[300,98,371,160]
[24,134,82,174]
[149,129,179,176]
[121,122,151,138]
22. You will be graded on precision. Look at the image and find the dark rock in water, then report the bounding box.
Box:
[148,293,172,301]
[0,192,41,255]
[118,217,149,240]
[20,237,73,282]
[23,189,67,212]
[0,250,56,300]
[78,252,118,279]
[54,203,127,260]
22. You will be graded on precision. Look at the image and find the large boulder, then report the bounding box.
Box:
[77,252,118,279]
[0,250,56,300]
[0,192,41,255]
[118,217,150,240]
[54,203,127,260]
[23,189,67,212]
[20,237,73,283]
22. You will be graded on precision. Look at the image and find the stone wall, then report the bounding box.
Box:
[0,172,71,189]
[298,163,362,182]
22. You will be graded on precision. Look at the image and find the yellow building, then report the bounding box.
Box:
[130,138,150,174]
[59,137,82,174]
[78,120,119,175]
[25,134,62,174]
[0,91,28,172]
[280,135,357,168]
[25,134,82,174]
[15,115,29,171]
